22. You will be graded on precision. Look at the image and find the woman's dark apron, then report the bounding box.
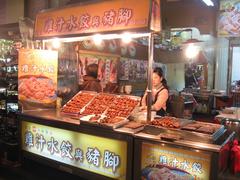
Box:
[153,87,168,116]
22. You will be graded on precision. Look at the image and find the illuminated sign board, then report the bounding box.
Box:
[34,0,161,38]
[141,142,211,180]
[21,121,127,179]
[18,49,58,109]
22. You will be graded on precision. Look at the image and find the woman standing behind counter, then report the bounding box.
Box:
[141,67,169,116]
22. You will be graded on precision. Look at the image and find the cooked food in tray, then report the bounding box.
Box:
[61,92,95,114]
[61,106,81,114]
[61,92,139,122]
[19,75,56,102]
[105,96,139,118]
[98,116,129,129]
[124,121,144,129]
[100,116,125,124]
[81,93,116,115]
[160,133,182,141]
[181,122,222,134]
[89,115,101,122]
[150,116,180,129]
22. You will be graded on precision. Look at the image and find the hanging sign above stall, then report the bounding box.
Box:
[34,0,161,39]
[218,0,240,37]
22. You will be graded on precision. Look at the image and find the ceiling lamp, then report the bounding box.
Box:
[201,0,214,6]
[182,38,203,45]
[180,29,203,45]
[185,44,200,59]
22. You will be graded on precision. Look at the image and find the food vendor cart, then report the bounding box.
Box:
[19,0,160,179]
[18,0,235,180]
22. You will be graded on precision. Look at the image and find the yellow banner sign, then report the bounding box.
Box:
[34,0,151,38]
[141,142,211,180]
[21,121,127,179]
[18,49,58,108]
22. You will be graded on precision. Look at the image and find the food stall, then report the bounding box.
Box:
[18,0,235,180]
[19,0,159,179]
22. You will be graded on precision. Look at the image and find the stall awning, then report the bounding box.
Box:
[34,0,161,39]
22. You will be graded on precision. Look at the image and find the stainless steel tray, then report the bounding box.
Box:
[98,118,129,129]
[115,126,145,134]
[61,90,97,116]
[148,117,193,129]
[180,121,225,142]
[142,120,225,143]
[80,116,129,130]
[101,94,140,119]
[80,93,117,115]
[63,92,140,122]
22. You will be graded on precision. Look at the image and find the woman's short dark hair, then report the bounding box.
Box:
[153,67,168,90]
[153,67,164,78]
[86,63,98,79]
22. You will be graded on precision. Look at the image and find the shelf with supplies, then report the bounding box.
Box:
[0,39,19,156]
[193,93,214,114]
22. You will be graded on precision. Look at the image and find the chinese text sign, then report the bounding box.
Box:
[34,0,150,38]
[21,121,127,179]
[18,49,58,108]
[141,142,211,180]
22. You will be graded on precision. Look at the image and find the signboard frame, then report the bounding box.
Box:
[19,117,134,180]
[18,49,58,110]
[133,138,218,180]
[34,0,161,39]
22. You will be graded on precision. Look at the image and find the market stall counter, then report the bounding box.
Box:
[18,109,134,180]
[19,109,235,180]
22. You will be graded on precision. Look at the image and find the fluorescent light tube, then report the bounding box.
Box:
[202,0,214,6]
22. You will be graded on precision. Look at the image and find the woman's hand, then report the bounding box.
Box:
[139,106,147,111]
[140,105,156,111]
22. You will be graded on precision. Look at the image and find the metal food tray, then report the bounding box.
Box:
[103,94,141,119]
[64,92,140,123]
[180,121,225,142]
[115,125,145,134]
[117,94,141,101]
[61,91,97,116]
[149,117,192,129]
[143,119,225,143]
[80,93,117,115]
[98,118,129,129]
[80,116,129,130]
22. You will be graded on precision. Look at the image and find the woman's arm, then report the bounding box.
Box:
[152,89,168,111]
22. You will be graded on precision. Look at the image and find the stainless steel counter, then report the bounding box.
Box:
[20,109,234,153]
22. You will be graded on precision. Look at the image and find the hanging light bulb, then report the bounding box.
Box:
[121,32,132,44]
[185,43,199,59]
[93,34,103,45]
[52,38,61,49]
